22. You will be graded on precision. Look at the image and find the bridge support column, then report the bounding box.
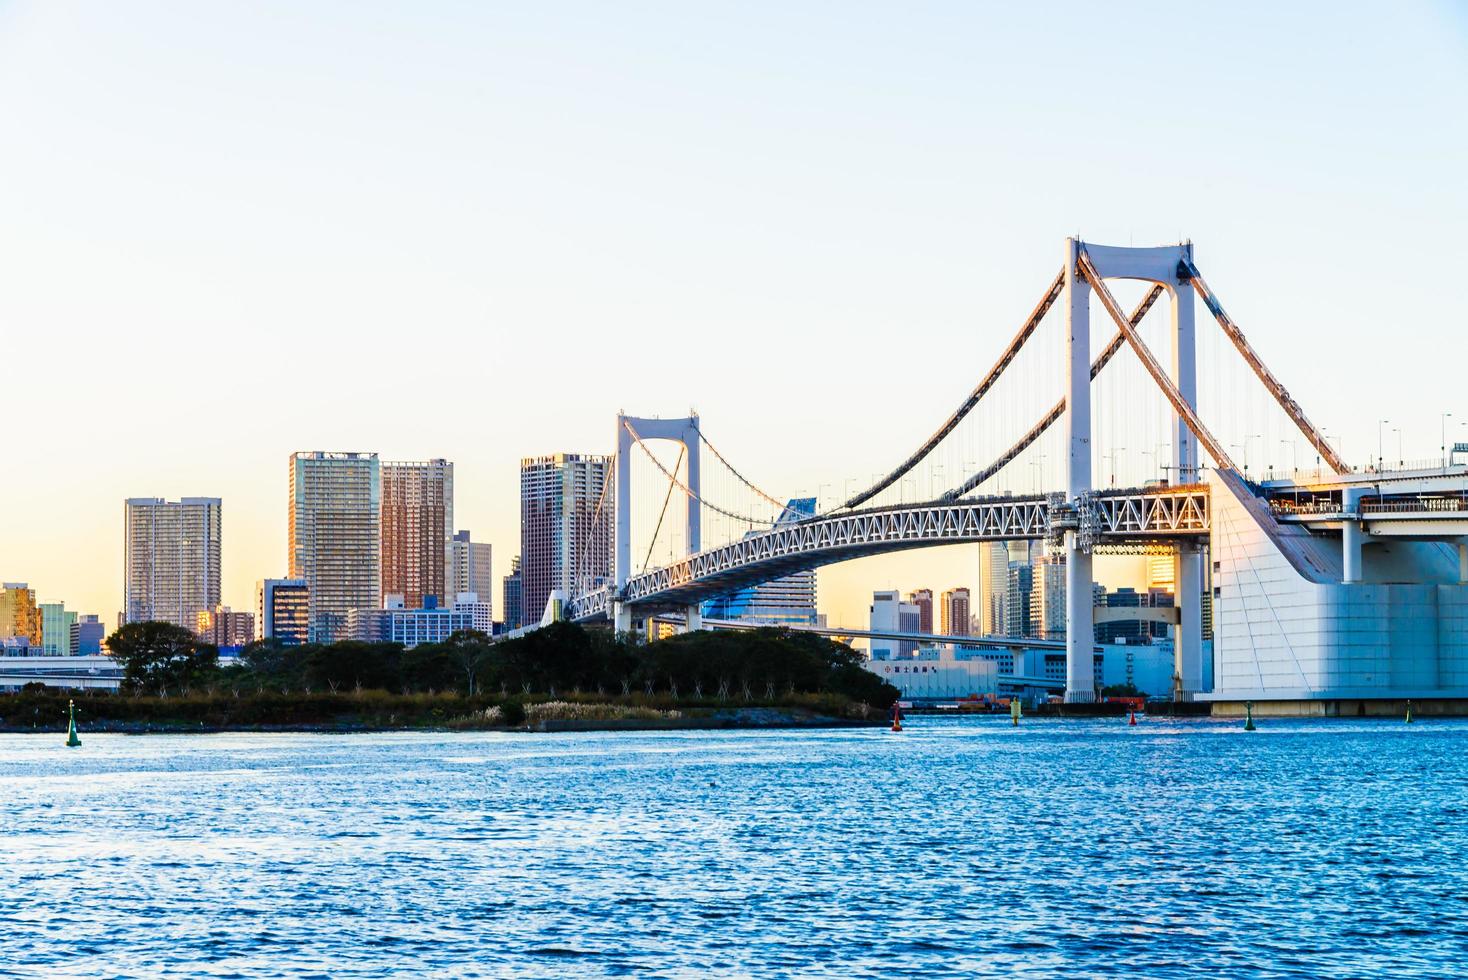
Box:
[1064,534,1094,701]
[1174,544,1204,699]
[613,601,631,634]
[1063,237,1095,703]
[1458,540,1467,585]
[1342,488,1365,584]
[684,604,703,632]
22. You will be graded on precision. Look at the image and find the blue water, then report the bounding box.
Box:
[2,717,1465,978]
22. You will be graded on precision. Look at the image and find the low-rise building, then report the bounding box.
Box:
[863,647,998,700]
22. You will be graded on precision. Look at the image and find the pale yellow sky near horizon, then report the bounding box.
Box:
[1,2,1464,630]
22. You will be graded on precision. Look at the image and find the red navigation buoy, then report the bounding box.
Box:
[1128,711,1137,726]
[890,702,903,732]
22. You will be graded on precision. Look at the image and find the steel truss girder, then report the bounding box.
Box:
[565,488,1209,621]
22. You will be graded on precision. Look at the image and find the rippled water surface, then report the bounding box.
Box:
[3,717,1466,978]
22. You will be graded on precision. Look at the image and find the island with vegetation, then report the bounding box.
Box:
[0,622,899,734]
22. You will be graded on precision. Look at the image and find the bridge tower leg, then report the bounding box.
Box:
[1063,238,1096,703]
[615,415,634,633]
[1172,248,1204,699]
[684,417,703,631]
[1459,539,1468,585]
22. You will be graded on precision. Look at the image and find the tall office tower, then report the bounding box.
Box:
[195,606,256,648]
[502,558,523,631]
[702,499,818,626]
[38,602,78,655]
[449,530,494,617]
[979,542,1009,635]
[940,588,971,636]
[256,578,310,645]
[908,589,934,633]
[289,452,381,643]
[0,583,41,643]
[519,454,612,628]
[869,590,921,660]
[381,459,454,609]
[1005,563,1034,637]
[71,614,105,655]
[122,497,222,627]
[1029,555,1067,639]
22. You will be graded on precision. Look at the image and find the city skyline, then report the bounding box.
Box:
[2,3,1465,629]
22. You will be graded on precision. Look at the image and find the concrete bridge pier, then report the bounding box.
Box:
[1342,488,1366,583]
[613,601,632,634]
[685,604,703,632]
[1175,544,1204,699]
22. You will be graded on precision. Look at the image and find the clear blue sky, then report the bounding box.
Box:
[1,1,1465,626]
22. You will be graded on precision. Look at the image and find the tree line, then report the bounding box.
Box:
[102,620,899,708]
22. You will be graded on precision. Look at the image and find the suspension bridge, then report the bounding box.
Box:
[538,239,1468,708]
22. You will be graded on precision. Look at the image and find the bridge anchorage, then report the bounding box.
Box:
[545,238,1468,711]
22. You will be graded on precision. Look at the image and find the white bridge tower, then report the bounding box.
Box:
[1064,240,1204,702]
[613,413,702,633]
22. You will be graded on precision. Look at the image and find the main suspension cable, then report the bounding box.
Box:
[696,429,786,510]
[839,269,1066,510]
[944,284,1165,499]
[623,421,774,527]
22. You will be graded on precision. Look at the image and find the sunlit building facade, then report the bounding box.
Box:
[196,606,256,648]
[289,451,381,643]
[0,583,41,644]
[908,588,934,634]
[519,454,611,628]
[449,530,493,620]
[123,497,222,628]
[940,588,971,637]
[39,602,78,655]
[381,459,454,610]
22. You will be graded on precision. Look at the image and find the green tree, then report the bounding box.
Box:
[107,621,218,695]
[441,629,494,695]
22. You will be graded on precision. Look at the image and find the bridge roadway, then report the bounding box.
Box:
[565,469,1468,626]
[568,484,1211,622]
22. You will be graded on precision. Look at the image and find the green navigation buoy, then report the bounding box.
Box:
[1244,700,1256,732]
[1010,697,1022,726]
[65,699,81,748]
[1405,699,1414,724]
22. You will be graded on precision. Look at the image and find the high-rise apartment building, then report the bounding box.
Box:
[908,589,934,634]
[196,606,256,648]
[123,498,222,627]
[701,500,818,627]
[256,578,310,645]
[290,452,380,643]
[520,454,611,627]
[940,588,971,637]
[449,530,493,618]
[0,583,41,643]
[381,459,453,609]
[39,602,78,655]
[1006,563,1034,637]
[1030,555,1067,639]
[502,558,523,631]
[979,542,1009,635]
